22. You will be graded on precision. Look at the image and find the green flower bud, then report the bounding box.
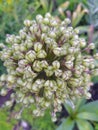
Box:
[74,28,79,34]
[13,51,24,60]
[80,38,86,48]
[33,60,42,72]
[44,101,50,107]
[52,60,60,69]
[0,89,7,96]
[69,78,82,87]
[29,98,34,103]
[14,36,21,44]
[0,74,7,81]
[25,40,33,49]
[49,31,56,38]
[33,109,40,117]
[88,43,95,49]
[74,70,82,77]
[68,47,75,54]
[85,92,91,99]
[91,69,98,76]
[82,59,90,67]
[23,66,37,80]
[6,35,15,44]
[34,42,43,52]
[7,75,15,83]
[0,43,5,48]
[41,24,48,32]
[62,71,72,80]
[18,59,28,67]
[71,40,79,46]
[50,20,58,26]
[32,83,38,92]
[64,18,71,24]
[41,33,46,40]
[43,18,50,24]
[24,20,32,27]
[19,30,26,39]
[94,53,98,60]
[23,98,29,105]
[55,69,62,77]
[15,113,21,119]
[36,14,43,23]
[66,55,75,61]
[65,61,73,69]
[20,43,27,52]
[0,51,11,60]
[25,50,36,62]
[5,101,12,107]
[41,60,48,68]
[16,67,24,75]
[37,50,47,58]
[12,44,20,51]
[53,47,62,56]
[45,13,51,18]
[30,26,34,33]
[45,90,53,98]
[17,78,24,86]
[45,66,54,77]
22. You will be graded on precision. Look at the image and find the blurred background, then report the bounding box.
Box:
[0,0,98,130]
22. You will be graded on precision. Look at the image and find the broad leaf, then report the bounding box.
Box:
[64,100,74,114]
[76,119,94,130]
[56,117,75,130]
[79,101,98,114]
[77,112,98,122]
[75,98,86,112]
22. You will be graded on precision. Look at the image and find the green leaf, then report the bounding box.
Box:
[0,109,15,130]
[76,119,94,130]
[56,117,75,130]
[75,98,86,112]
[79,101,98,114]
[0,121,13,130]
[64,102,73,115]
[40,0,48,12]
[77,112,98,122]
[76,26,89,33]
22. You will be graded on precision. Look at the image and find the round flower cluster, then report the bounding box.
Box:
[0,13,98,121]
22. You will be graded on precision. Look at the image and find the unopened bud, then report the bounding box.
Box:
[88,43,95,49]
[37,50,47,58]
[34,42,43,52]
[52,60,60,69]
[24,20,32,27]
[25,50,36,62]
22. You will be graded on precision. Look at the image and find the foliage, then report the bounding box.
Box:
[0,0,88,43]
[0,108,16,130]
[87,0,98,28]
[55,1,88,27]
[56,99,98,130]
[0,106,55,130]
[22,109,55,130]
[0,0,54,42]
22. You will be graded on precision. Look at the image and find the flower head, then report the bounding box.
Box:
[0,13,98,121]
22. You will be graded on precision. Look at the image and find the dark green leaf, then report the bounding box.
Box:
[56,117,75,130]
[64,102,73,114]
[77,112,98,122]
[75,98,86,112]
[79,101,98,114]
[76,119,94,130]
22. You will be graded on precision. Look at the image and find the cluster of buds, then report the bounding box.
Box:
[0,13,98,121]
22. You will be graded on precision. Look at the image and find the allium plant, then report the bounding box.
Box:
[0,13,98,121]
